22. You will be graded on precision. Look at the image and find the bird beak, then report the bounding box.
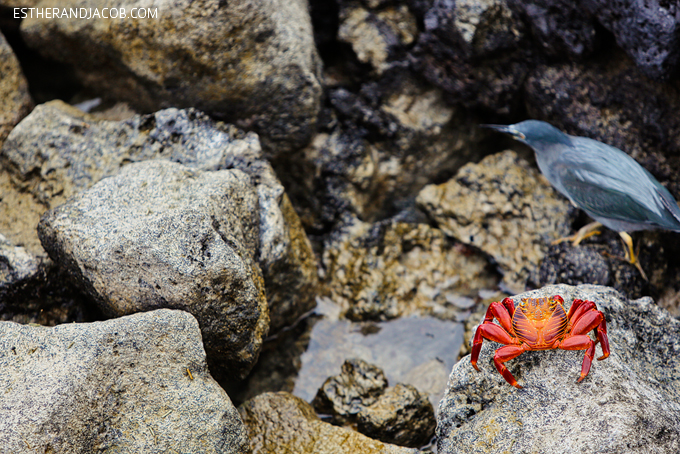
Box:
[480,124,526,141]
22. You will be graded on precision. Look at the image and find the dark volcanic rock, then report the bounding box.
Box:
[280,73,482,231]
[356,383,436,448]
[507,0,598,58]
[313,359,435,448]
[438,284,680,454]
[586,0,680,80]
[412,0,530,115]
[313,358,389,424]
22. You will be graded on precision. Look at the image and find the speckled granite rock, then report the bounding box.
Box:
[322,216,498,320]
[0,309,249,454]
[438,284,680,454]
[417,150,571,293]
[20,0,322,152]
[239,391,419,454]
[0,30,32,148]
[313,359,435,448]
[2,101,318,332]
[38,160,269,382]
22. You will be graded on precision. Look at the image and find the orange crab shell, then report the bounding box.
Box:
[469,295,610,388]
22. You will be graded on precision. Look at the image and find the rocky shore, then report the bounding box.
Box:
[2,0,680,452]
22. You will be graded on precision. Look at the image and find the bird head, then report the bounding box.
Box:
[481,120,572,150]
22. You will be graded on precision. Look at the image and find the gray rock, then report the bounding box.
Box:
[2,101,318,332]
[438,284,680,454]
[313,359,436,448]
[239,391,418,454]
[0,29,32,148]
[417,150,571,293]
[38,160,269,382]
[0,309,249,454]
[20,0,322,152]
[0,233,40,301]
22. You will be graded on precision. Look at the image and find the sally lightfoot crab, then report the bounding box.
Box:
[470,295,609,388]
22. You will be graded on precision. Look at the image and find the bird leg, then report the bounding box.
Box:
[619,232,648,281]
[551,222,603,246]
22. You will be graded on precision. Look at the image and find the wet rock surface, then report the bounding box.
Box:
[534,234,650,300]
[239,391,418,454]
[19,0,322,152]
[313,358,389,424]
[0,29,32,148]
[321,215,499,320]
[0,309,249,454]
[293,299,463,411]
[38,160,269,383]
[439,284,680,454]
[313,359,435,448]
[417,150,571,293]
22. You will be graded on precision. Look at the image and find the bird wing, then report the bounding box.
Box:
[556,166,659,225]
[553,146,680,231]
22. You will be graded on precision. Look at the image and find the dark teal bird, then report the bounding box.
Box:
[483,120,680,279]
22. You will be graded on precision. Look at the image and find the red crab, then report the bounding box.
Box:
[470,295,610,388]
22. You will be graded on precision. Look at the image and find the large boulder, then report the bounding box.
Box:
[38,160,269,382]
[1,101,318,332]
[0,29,32,148]
[438,284,680,453]
[20,0,323,152]
[239,391,419,454]
[0,309,249,453]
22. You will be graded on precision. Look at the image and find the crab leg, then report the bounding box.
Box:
[471,322,517,371]
[493,345,526,389]
[471,300,516,370]
[569,300,610,360]
[558,335,596,382]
